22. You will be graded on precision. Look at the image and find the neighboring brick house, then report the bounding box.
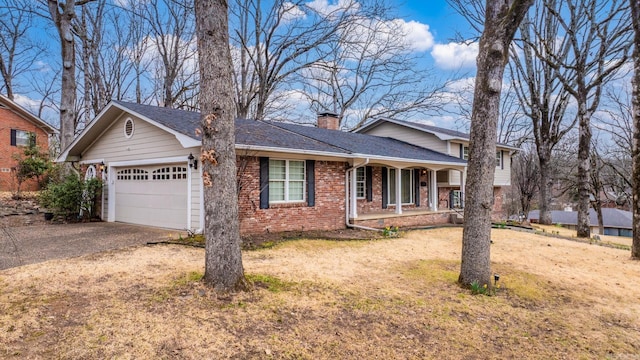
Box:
[58,101,470,234]
[355,118,519,217]
[0,95,57,192]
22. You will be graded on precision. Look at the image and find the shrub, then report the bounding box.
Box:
[40,174,102,220]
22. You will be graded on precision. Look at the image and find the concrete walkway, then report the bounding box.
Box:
[0,222,179,270]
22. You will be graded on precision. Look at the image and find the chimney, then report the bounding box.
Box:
[317,112,339,130]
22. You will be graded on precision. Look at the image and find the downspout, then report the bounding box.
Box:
[345,158,380,231]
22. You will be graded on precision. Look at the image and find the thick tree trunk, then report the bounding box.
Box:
[48,0,78,151]
[195,0,247,291]
[459,0,533,287]
[630,0,640,259]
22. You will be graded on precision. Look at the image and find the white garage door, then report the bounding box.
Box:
[114,165,188,229]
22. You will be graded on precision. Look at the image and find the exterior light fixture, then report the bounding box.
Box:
[188,153,198,170]
[99,161,105,172]
[494,274,500,286]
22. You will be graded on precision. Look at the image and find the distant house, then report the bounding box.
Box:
[528,208,632,237]
[58,101,470,234]
[354,118,517,215]
[0,95,57,191]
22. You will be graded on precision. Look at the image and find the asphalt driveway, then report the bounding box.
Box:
[0,222,180,270]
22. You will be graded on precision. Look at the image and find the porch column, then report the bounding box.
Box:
[430,170,438,211]
[395,167,402,214]
[350,168,358,218]
[460,168,466,207]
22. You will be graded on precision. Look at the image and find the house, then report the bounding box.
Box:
[354,118,518,214]
[0,95,58,191]
[58,101,472,234]
[528,208,632,237]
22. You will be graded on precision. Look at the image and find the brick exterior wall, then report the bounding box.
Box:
[237,156,346,235]
[0,108,50,192]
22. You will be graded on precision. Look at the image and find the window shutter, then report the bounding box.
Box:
[306,160,315,207]
[501,150,504,170]
[459,144,463,159]
[365,166,373,202]
[381,167,388,209]
[414,169,420,207]
[259,157,269,209]
[30,133,36,147]
[449,190,454,209]
[10,129,16,146]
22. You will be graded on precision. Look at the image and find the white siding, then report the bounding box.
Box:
[362,122,449,154]
[82,114,189,161]
[494,149,511,186]
[190,169,201,229]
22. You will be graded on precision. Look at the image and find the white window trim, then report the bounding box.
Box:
[387,168,415,206]
[269,159,306,204]
[463,146,469,160]
[124,117,135,139]
[496,150,502,168]
[355,167,366,199]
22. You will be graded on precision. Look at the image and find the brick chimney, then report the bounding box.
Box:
[317,112,339,130]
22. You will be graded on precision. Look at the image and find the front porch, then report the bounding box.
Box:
[350,208,462,229]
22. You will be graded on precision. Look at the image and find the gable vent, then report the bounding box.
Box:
[124,118,135,138]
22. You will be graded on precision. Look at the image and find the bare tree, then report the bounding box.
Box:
[229,0,363,120]
[0,1,44,100]
[46,0,94,151]
[144,0,198,108]
[453,0,534,287]
[512,143,540,219]
[630,0,640,259]
[195,0,248,291]
[508,0,576,225]
[547,0,632,238]
[297,12,448,129]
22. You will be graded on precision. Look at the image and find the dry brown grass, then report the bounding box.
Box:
[1,228,639,359]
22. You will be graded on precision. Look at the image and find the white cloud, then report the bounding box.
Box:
[431,41,478,70]
[306,0,360,17]
[398,20,434,52]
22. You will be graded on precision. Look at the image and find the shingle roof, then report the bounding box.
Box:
[528,209,632,229]
[112,101,465,164]
[271,122,465,163]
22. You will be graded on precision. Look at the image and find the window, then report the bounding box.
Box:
[496,150,502,168]
[463,146,469,160]
[356,167,366,199]
[269,159,305,202]
[117,168,148,180]
[11,129,35,147]
[124,118,135,138]
[152,166,188,180]
[452,190,463,208]
[388,168,414,204]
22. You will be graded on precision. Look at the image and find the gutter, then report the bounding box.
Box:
[344,158,380,232]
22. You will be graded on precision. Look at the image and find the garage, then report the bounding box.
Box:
[114,164,188,229]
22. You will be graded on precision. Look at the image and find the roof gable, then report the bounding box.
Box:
[0,94,58,134]
[356,117,519,150]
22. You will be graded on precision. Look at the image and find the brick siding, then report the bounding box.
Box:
[237,156,346,235]
[0,108,51,192]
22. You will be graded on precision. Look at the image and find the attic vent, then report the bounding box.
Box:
[124,118,134,138]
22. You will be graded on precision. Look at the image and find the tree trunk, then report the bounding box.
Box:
[538,152,554,224]
[576,106,592,238]
[194,0,247,291]
[48,0,78,151]
[630,0,640,259]
[459,0,533,287]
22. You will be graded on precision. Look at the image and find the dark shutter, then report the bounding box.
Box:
[414,169,421,207]
[459,143,463,159]
[501,150,505,170]
[449,190,454,209]
[29,133,36,147]
[306,160,315,207]
[10,129,16,146]
[259,157,269,209]
[381,167,388,209]
[365,166,373,202]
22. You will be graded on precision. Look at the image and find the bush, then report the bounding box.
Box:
[40,174,102,220]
